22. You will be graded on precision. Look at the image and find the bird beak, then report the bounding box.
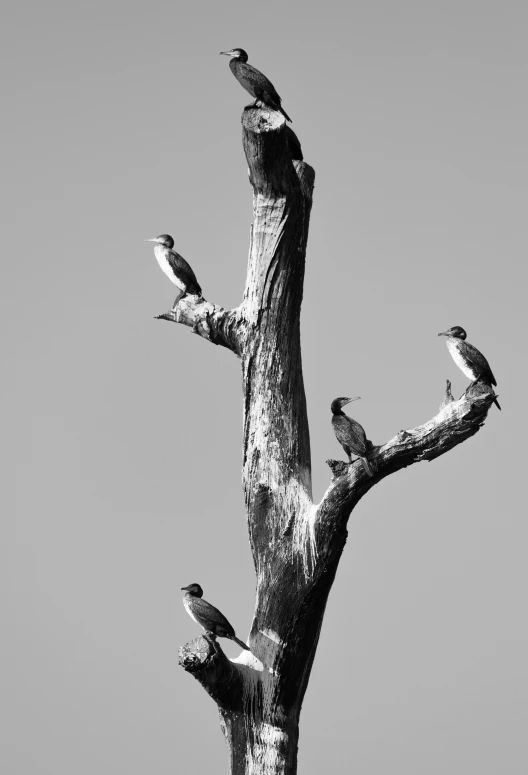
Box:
[343,397,361,406]
[437,332,448,337]
[219,51,231,56]
[145,238,159,243]
[181,586,188,591]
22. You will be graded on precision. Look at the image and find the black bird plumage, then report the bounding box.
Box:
[220,48,292,123]
[181,583,250,651]
[331,397,374,476]
[438,326,501,410]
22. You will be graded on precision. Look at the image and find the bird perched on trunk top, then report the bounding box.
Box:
[219,48,292,122]
[331,397,374,476]
[181,583,250,651]
[145,234,202,312]
[438,326,501,410]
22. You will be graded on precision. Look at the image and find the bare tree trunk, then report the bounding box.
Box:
[162,108,496,774]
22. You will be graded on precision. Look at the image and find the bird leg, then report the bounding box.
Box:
[200,630,224,658]
[204,631,223,653]
[172,289,185,312]
[468,374,485,389]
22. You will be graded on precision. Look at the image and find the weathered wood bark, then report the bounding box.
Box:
[161,108,496,774]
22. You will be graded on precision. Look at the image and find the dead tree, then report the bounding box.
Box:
[157,109,496,775]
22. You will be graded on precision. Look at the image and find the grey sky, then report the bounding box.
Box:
[8,0,528,773]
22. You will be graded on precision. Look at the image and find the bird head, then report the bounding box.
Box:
[219,48,248,62]
[331,396,361,414]
[181,583,203,597]
[144,234,174,249]
[438,326,467,340]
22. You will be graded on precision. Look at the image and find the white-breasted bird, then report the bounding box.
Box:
[438,326,501,410]
[145,234,202,311]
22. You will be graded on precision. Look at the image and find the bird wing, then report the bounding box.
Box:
[235,62,282,104]
[192,598,235,636]
[332,415,368,455]
[168,250,201,295]
[461,341,497,386]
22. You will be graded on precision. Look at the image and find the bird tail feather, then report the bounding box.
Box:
[231,635,251,651]
[361,457,375,477]
[478,378,501,411]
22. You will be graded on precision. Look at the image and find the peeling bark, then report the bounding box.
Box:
[163,107,495,774]
[156,297,244,354]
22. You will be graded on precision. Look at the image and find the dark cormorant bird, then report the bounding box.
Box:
[181,583,250,651]
[331,397,374,476]
[438,326,501,410]
[145,234,202,311]
[219,48,292,122]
